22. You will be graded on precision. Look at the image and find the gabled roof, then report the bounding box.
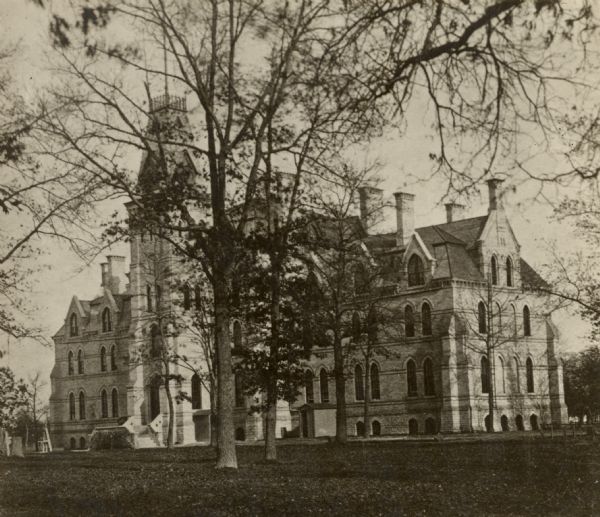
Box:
[416,215,488,250]
[520,258,549,289]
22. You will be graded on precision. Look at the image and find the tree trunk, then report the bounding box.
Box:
[164,366,175,448]
[264,393,277,462]
[210,374,218,448]
[333,330,347,444]
[214,276,238,469]
[363,356,371,438]
[486,279,495,432]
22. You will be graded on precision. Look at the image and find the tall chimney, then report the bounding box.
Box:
[487,178,504,212]
[100,262,110,289]
[101,256,127,294]
[394,192,415,248]
[445,202,466,223]
[358,186,384,234]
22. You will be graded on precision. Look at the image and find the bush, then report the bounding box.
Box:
[90,428,135,450]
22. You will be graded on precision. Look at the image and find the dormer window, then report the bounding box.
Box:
[69,313,79,337]
[407,255,424,286]
[101,308,112,333]
[506,257,513,287]
[491,256,498,285]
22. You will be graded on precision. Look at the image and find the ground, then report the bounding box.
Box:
[1,436,599,516]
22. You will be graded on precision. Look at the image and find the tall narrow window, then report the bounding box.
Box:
[478,302,487,334]
[511,304,518,337]
[69,392,75,420]
[191,373,202,409]
[351,312,362,342]
[79,391,86,420]
[407,255,425,286]
[101,389,108,418]
[77,349,84,374]
[183,285,191,310]
[156,285,162,307]
[100,346,107,372]
[493,302,502,335]
[68,350,74,376]
[150,324,161,358]
[481,356,490,394]
[514,357,521,393]
[320,368,329,403]
[111,388,119,417]
[102,308,112,333]
[498,356,506,394]
[233,320,242,349]
[235,373,245,407]
[69,313,78,337]
[491,256,498,285]
[405,306,415,337]
[354,364,364,401]
[194,285,202,310]
[406,359,417,396]
[523,305,531,336]
[146,285,153,312]
[526,357,534,393]
[370,363,380,400]
[421,302,432,336]
[304,370,314,404]
[506,257,513,287]
[423,358,435,396]
[110,345,117,371]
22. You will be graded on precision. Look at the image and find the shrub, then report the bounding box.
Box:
[90,427,135,450]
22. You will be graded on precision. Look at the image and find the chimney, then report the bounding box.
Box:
[358,186,384,234]
[394,192,415,248]
[445,202,466,223]
[101,256,127,294]
[487,178,504,211]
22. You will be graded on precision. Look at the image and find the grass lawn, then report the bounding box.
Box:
[1,437,599,516]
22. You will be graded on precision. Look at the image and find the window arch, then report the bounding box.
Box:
[304,370,314,404]
[493,302,502,335]
[191,373,202,409]
[491,255,498,285]
[112,388,119,417]
[319,368,329,403]
[356,421,365,437]
[194,285,202,310]
[526,357,534,393]
[354,364,364,401]
[68,350,74,376]
[182,284,191,310]
[514,357,521,393]
[233,320,242,349]
[506,257,513,287]
[110,345,117,371]
[150,324,161,358]
[405,305,415,338]
[372,420,381,436]
[423,358,435,396]
[100,346,107,372]
[498,356,506,394]
[101,389,108,418]
[353,263,369,295]
[407,255,425,286]
[77,349,84,374]
[69,313,79,337]
[80,437,86,450]
[523,305,531,336]
[146,285,153,311]
[101,308,112,333]
[478,302,487,334]
[421,302,432,336]
[351,312,362,342]
[406,359,417,396]
[70,437,76,450]
[69,392,76,420]
[481,356,490,394]
[408,418,418,435]
[78,391,86,420]
[370,363,380,400]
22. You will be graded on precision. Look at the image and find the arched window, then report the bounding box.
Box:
[530,414,539,431]
[70,437,76,450]
[481,356,490,394]
[425,417,437,435]
[235,373,245,407]
[68,351,74,376]
[501,415,509,432]
[102,308,112,333]
[491,255,498,285]
[511,304,518,337]
[515,414,524,431]
[182,285,191,310]
[69,313,78,337]
[523,305,531,336]
[421,302,432,336]
[506,257,513,287]
[356,421,365,437]
[406,359,417,396]
[493,302,502,335]
[478,302,487,334]
[351,312,362,342]
[408,418,418,435]
[69,392,75,420]
[423,358,435,396]
[526,357,534,393]
[80,437,86,450]
[233,320,242,349]
[79,391,86,420]
[100,346,107,372]
[146,285,153,311]
[304,370,314,404]
[407,255,425,286]
[370,363,380,400]
[194,285,202,310]
[77,349,84,374]
[498,356,506,394]
[353,263,369,295]
[150,324,161,358]
[191,373,202,409]
[112,388,119,417]
[110,345,117,371]
[319,369,329,403]
[101,389,108,418]
[513,357,521,393]
[354,364,364,401]
[405,305,415,338]
[372,420,381,436]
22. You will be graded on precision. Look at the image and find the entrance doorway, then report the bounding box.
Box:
[515,414,524,431]
[530,414,539,431]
